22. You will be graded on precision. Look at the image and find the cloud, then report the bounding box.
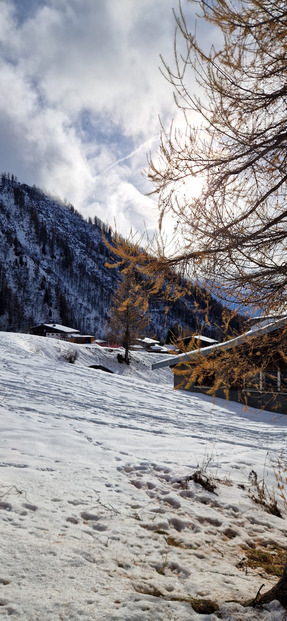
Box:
[0,0,197,235]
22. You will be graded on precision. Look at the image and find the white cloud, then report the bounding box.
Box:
[0,0,198,235]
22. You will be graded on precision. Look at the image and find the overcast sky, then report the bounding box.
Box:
[0,0,203,235]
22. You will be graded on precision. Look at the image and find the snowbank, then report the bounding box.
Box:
[0,332,286,620]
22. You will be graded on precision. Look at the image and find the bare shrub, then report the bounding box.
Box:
[275,456,287,512]
[190,470,217,494]
[248,469,282,518]
[62,349,78,364]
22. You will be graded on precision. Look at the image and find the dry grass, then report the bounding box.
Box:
[133,583,219,614]
[244,544,287,577]
[275,456,287,511]
[165,535,198,550]
[248,469,282,518]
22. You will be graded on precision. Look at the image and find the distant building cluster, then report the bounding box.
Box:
[28,323,95,344]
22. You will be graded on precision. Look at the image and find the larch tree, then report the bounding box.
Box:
[109,0,287,315]
[108,267,150,364]
[146,0,287,312]
[104,2,287,603]
[104,0,287,362]
[103,0,287,385]
[148,1,287,602]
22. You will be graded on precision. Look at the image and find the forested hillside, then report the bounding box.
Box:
[0,174,234,339]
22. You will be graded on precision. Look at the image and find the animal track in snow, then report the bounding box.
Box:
[22,503,37,512]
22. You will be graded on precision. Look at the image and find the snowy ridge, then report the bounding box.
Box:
[0,332,286,619]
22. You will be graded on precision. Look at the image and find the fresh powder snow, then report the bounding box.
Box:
[0,332,286,620]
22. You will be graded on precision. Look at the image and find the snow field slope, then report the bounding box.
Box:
[0,333,286,620]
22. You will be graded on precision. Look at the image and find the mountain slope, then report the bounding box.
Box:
[0,174,230,339]
[0,175,119,334]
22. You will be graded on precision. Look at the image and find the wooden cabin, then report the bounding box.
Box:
[152,317,287,414]
[68,334,95,344]
[28,323,80,340]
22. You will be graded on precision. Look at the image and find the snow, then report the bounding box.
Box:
[0,332,287,620]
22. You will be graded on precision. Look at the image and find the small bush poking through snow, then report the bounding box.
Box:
[62,349,79,364]
[248,469,282,518]
[275,455,287,512]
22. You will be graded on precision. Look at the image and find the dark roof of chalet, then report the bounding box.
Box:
[152,315,287,371]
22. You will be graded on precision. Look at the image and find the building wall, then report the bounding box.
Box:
[174,373,287,414]
[69,335,95,344]
[29,325,75,340]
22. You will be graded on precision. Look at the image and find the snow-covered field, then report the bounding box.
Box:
[0,332,286,620]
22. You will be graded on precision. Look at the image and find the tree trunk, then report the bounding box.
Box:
[124,344,130,365]
[247,562,287,609]
[123,325,130,364]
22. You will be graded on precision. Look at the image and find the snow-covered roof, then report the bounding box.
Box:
[248,314,287,332]
[166,344,180,352]
[193,334,218,344]
[149,345,168,353]
[43,323,80,334]
[138,337,160,345]
[152,315,287,370]
[249,313,287,324]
